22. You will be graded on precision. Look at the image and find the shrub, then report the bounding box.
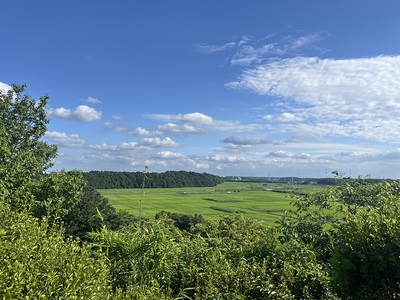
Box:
[0,201,111,299]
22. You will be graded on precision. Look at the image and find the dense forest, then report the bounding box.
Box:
[84,170,224,189]
[2,85,400,299]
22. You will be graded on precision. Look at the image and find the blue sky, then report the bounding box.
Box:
[1,0,400,178]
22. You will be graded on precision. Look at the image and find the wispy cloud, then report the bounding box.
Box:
[85,96,101,103]
[145,112,214,125]
[196,42,235,54]
[222,136,274,145]
[268,150,311,160]
[227,55,400,142]
[48,105,102,122]
[197,30,327,66]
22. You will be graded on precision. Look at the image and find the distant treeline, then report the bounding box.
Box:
[225,176,388,185]
[84,170,224,189]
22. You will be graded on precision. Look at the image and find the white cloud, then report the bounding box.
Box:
[91,137,179,152]
[130,127,162,136]
[157,123,206,135]
[48,105,102,122]
[227,55,400,142]
[133,127,150,135]
[192,154,244,163]
[198,31,327,66]
[296,153,312,159]
[196,42,235,54]
[231,43,276,66]
[118,142,138,150]
[45,131,85,147]
[277,112,301,122]
[263,114,273,120]
[145,112,265,136]
[285,32,326,52]
[85,96,101,103]
[138,137,179,148]
[216,144,254,153]
[156,151,184,159]
[0,81,11,93]
[104,121,114,128]
[268,150,293,158]
[222,136,274,145]
[146,112,213,125]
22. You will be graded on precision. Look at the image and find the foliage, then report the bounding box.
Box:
[91,219,185,296]
[0,84,57,206]
[331,192,400,299]
[90,215,336,299]
[28,170,86,222]
[280,179,400,299]
[84,170,224,189]
[0,201,111,299]
[155,210,208,231]
[63,186,138,241]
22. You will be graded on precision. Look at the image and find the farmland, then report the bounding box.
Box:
[99,181,324,225]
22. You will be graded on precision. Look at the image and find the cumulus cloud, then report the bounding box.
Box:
[227,55,400,142]
[138,137,179,148]
[48,105,102,122]
[130,127,162,136]
[144,112,265,136]
[89,137,179,152]
[0,81,11,93]
[155,151,184,159]
[157,123,206,135]
[45,131,85,147]
[146,151,210,170]
[277,112,302,122]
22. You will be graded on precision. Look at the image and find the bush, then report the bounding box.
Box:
[0,201,111,299]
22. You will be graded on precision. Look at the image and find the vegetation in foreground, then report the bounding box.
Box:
[2,85,400,299]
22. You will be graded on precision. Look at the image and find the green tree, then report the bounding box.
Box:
[63,186,138,241]
[155,210,208,231]
[0,84,86,223]
[0,84,57,206]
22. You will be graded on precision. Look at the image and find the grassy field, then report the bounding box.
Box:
[99,182,324,225]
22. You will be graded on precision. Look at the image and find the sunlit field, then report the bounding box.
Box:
[99,182,323,225]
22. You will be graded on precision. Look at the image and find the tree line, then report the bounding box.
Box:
[83,170,223,189]
[2,85,400,299]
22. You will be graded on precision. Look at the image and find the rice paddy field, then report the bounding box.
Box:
[99,181,324,225]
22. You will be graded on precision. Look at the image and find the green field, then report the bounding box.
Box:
[99,181,323,225]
